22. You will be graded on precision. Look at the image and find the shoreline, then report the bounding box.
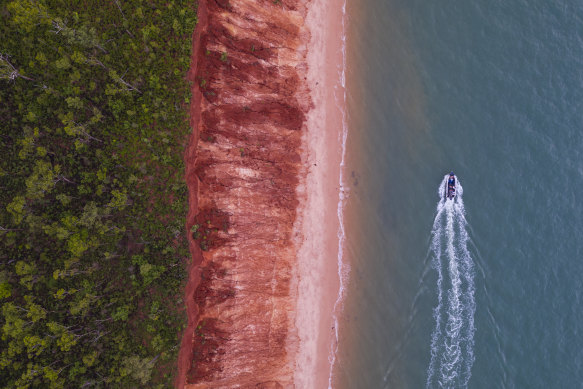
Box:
[176,0,346,385]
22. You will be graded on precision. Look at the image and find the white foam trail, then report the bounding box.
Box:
[328,1,348,387]
[455,198,476,387]
[426,175,476,388]
[426,195,446,385]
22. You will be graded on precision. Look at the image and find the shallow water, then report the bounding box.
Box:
[334,0,583,387]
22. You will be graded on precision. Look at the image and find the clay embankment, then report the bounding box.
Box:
[177,0,312,386]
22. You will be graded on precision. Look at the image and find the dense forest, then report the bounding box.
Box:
[0,0,196,387]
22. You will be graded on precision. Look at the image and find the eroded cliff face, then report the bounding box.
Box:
[178,0,311,386]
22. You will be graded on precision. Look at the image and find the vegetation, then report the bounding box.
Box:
[0,0,196,387]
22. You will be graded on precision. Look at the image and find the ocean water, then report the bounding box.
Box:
[333,0,583,388]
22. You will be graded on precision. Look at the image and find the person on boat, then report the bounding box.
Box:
[448,172,455,188]
[447,172,455,197]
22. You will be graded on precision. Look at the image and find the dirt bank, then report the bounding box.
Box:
[177,0,344,385]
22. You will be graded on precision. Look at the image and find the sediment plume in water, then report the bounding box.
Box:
[426,175,476,388]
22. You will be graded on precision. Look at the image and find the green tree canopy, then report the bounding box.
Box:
[0,0,196,386]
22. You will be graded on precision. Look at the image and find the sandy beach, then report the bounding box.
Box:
[294,0,346,386]
[177,0,346,385]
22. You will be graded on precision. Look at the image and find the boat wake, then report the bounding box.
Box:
[426,175,476,388]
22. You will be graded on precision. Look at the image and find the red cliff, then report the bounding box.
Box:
[178,0,314,386]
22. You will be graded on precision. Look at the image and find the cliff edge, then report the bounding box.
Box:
[178,0,313,386]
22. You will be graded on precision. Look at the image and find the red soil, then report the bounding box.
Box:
[177,0,312,386]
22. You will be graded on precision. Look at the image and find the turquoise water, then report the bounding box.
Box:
[334,0,583,387]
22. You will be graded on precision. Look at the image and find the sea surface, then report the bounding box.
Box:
[333,0,583,387]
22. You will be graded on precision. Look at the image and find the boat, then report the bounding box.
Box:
[445,172,456,200]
